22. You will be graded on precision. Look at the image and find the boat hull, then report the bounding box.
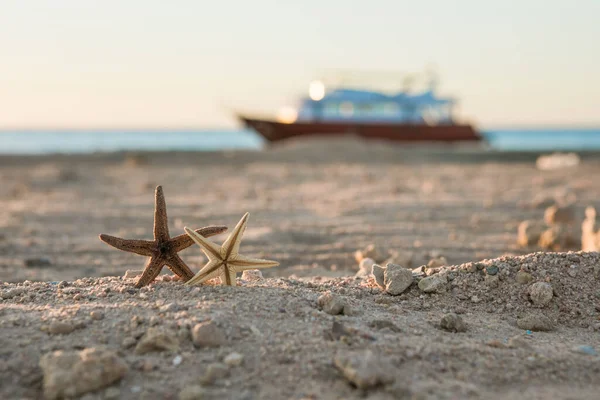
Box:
[239,116,481,143]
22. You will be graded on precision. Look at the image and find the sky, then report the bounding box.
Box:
[0,0,598,129]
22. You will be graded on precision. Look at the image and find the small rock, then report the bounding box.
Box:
[121,337,137,349]
[516,271,533,285]
[485,265,499,276]
[134,328,179,354]
[200,363,229,385]
[371,264,386,288]
[418,273,448,293]
[223,352,244,367]
[384,263,413,295]
[529,282,553,307]
[48,320,76,335]
[24,257,52,267]
[90,311,104,321]
[173,355,183,366]
[484,274,499,288]
[241,269,263,281]
[317,292,345,315]
[124,269,144,279]
[333,350,393,389]
[439,313,467,333]
[191,321,227,348]
[517,220,546,247]
[159,303,179,313]
[517,314,554,332]
[39,348,128,400]
[179,385,206,400]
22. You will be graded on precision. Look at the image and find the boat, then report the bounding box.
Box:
[238,70,481,143]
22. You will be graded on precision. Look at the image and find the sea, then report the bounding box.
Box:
[1,128,599,154]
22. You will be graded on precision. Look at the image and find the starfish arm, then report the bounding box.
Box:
[135,256,166,288]
[221,212,249,260]
[171,225,228,252]
[165,253,194,281]
[184,227,223,262]
[153,185,170,242]
[98,234,155,257]
[186,260,224,285]
[221,267,237,286]
[229,254,279,272]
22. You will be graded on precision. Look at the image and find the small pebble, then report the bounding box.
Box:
[223,352,244,367]
[384,263,413,295]
[517,314,554,332]
[333,350,393,389]
[241,269,264,281]
[317,292,345,315]
[529,282,553,307]
[172,355,183,366]
[371,264,386,288]
[440,313,467,333]
[124,269,144,279]
[179,385,206,400]
[516,271,533,285]
[418,273,448,293]
[48,320,76,335]
[192,321,227,348]
[134,328,179,354]
[90,311,104,321]
[200,363,229,385]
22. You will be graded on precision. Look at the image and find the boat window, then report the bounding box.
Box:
[339,102,354,116]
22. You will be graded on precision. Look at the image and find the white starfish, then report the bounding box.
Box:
[184,212,279,286]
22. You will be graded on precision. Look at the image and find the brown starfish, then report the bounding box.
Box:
[99,185,227,288]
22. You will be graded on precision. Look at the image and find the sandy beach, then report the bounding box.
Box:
[1,137,600,399]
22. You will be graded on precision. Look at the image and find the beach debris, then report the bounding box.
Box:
[384,263,414,295]
[318,291,346,315]
[536,152,580,171]
[241,269,264,281]
[191,321,227,348]
[23,257,52,267]
[99,185,227,287]
[39,348,128,400]
[354,244,379,263]
[529,282,554,307]
[134,328,180,354]
[333,350,394,389]
[185,212,279,286]
[439,313,467,333]
[418,273,448,293]
[573,345,597,356]
[544,204,576,226]
[581,206,600,251]
[355,257,375,277]
[517,314,555,332]
[517,220,546,247]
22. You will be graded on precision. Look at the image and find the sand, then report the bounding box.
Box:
[1,137,600,399]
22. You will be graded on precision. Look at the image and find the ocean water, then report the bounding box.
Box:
[0,128,599,154]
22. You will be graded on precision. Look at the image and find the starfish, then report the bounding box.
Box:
[184,212,279,286]
[99,185,227,288]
